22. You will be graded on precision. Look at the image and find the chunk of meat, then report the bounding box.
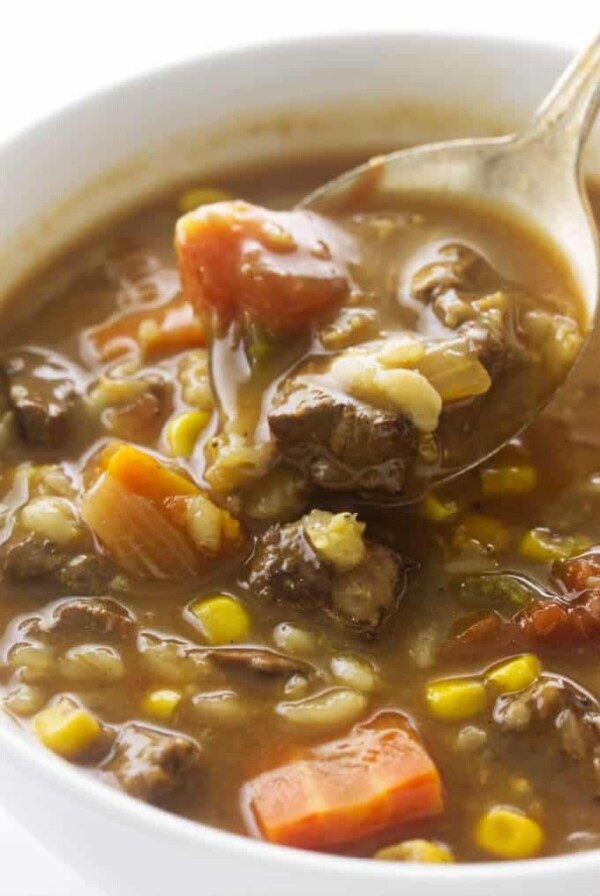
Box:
[2,349,77,448]
[3,535,65,580]
[104,723,203,803]
[332,542,404,631]
[41,598,135,640]
[493,674,600,770]
[175,201,357,334]
[249,512,404,632]
[268,382,418,496]
[3,535,116,595]
[102,380,173,443]
[56,553,118,595]
[209,647,310,676]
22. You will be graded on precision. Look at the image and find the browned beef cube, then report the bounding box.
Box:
[3,535,65,579]
[104,724,203,803]
[249,515,404,632]
[43,597,135,640]
[3,349,77,448]
[249,517,333,609]
[268,383,417,497]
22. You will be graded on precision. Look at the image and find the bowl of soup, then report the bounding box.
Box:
[0,31,599,896]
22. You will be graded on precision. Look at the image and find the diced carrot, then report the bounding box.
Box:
[81,444,242,579]
[244,712,443,849]
[84,294,205,362]
[105,444,199,503]
[175,200,355,334]
[81,471,201,578]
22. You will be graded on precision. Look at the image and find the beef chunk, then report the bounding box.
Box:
[105,724,203,803]
[331,542,403,631]
[4,535,65,579]
[249,517,333,609]
[56,553,117,595]
[42,597,135,640]
[209,647,310,676]
[3,535,117,596]
[268,382,417,496]
[491,674,600,793]
[249,513,404,632]
[3,349,77,448]
[103,380,173,443]
[494,674,600,753]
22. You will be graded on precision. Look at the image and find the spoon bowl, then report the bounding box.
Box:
[301,34,600,498]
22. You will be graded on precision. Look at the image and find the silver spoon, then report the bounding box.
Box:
[301,34,600,497]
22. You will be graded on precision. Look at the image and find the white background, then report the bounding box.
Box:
[0,3,598,894]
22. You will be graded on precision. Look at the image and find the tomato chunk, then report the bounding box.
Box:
[445,549,600,659]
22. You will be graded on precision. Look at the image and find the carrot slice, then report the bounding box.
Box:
[84,294,205,361]
[175,200,355,334]
[244,712,443,849]
[105,444,198,504]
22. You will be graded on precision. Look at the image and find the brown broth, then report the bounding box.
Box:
[0,154,599,862]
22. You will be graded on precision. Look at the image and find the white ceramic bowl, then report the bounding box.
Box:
[0,32,599,896]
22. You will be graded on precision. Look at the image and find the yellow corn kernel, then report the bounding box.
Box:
[453,513,510,553]
[475,806,545,859]
[519,528,590,563]
[142,688,182,721]
[165,410,211,458]
[421,492,459,523]
[177,186,231,214]
[485,655,541,693]
[34,699,101,759]
[375,839,454,863]
[480,464,537,497]
[190,595,250,645]
[426,678,486,721]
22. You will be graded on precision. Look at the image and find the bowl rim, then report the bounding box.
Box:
[0,28,598,883]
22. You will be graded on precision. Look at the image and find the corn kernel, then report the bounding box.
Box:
[519,528,590,563]
[165,410,211,458]
[190,595,250,645]
[375,839,454,863]
[480,464,537,497]
[485,655,541,693]
[142,688,182,721]
[421,492,459,522]
[475,806,545,859]
[453,513,510,553]
[34,699,101,759]
[177,186,231,214]
[426,678,486,721]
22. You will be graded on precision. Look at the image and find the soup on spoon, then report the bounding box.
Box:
[176,35,599,503]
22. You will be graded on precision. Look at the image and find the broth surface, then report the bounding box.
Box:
[0,155,599,863]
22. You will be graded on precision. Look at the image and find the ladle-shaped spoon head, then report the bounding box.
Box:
[300,35,600,499]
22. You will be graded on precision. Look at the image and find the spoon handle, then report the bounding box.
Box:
[528,33,600,155]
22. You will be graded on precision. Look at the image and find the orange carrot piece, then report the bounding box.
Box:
[81,472,200,579]
[175,200,355,334]
[105,444,199,504]
[82,444,242,578]
[84,294,205,361]
[245,712,443,849]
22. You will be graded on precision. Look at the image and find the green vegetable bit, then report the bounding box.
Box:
[457,573,535,613]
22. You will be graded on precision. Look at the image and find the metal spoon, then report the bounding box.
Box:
[301,34,600,497]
